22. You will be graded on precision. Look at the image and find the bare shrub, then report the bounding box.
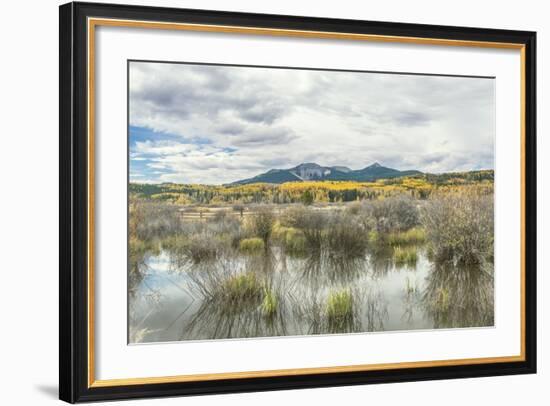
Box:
[421,192,494,265]
[368,196,420,233]
[128,199,162,274]
[326,212,368,258]
[132,200,181,240]
[249,207,275,244]
[185,234,220,264]
[280,206,327,250]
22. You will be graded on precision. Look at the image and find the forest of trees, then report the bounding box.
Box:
[129,170,494,206]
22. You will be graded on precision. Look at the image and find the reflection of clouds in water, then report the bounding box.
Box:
[128,251,198,343]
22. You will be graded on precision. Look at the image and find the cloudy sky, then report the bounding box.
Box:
[129,61,495,185]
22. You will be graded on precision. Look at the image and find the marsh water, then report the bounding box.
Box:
[128,244,494,343]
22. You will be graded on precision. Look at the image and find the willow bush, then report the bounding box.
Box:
[421,191,493,265]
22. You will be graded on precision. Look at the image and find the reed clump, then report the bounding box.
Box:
[220,273,263,304]
[261,288,278,317]
[387,227,426,246]
[393,246,418,266]
[239,237,265,253]
[326,289,354,328]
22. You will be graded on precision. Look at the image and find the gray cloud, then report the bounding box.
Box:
[215,121,246,135]
[231,126,296,147]
[130,62,495,184]
[239,102,286,124]
[392,111,432,127]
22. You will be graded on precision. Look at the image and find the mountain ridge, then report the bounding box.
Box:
[232,162,422,185]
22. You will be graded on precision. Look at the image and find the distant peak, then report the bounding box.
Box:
[232,161,421,185]
[332,165,352,173]
[294,162,321,169]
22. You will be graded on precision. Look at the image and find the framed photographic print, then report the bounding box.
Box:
[59,1,537,403]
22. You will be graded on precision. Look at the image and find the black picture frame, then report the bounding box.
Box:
[59,1,537,403]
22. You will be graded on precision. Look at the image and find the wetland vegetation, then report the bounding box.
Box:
[128,172,494,343]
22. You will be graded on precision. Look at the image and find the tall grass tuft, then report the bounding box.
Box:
[261,288,278,317]
[326,289,354,331]
[272,223,307,255]
[387,227,426,246]
[239,237,265,253]
[220,273,263,304]
[393,246,418,267]
[271,222,289,242]
[284,228,307,255]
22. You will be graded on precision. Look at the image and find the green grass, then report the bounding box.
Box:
[220,273,263,303]
[326,289,354,324]
[261,288,278,317]
[284,228,307,255]
[272,223,307,255]
[271,222,290,241]
[368,230,380,244]
[239,237,265,253]
[393,246,418,266]
[387,227,426,246]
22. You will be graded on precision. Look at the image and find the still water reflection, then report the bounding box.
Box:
[129,247,493,343]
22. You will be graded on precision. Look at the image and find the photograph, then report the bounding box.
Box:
[128,61,496,343]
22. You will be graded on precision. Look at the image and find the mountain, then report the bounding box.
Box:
[232,162,422,185]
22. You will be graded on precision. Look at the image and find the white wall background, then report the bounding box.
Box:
[0,0,546,404]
